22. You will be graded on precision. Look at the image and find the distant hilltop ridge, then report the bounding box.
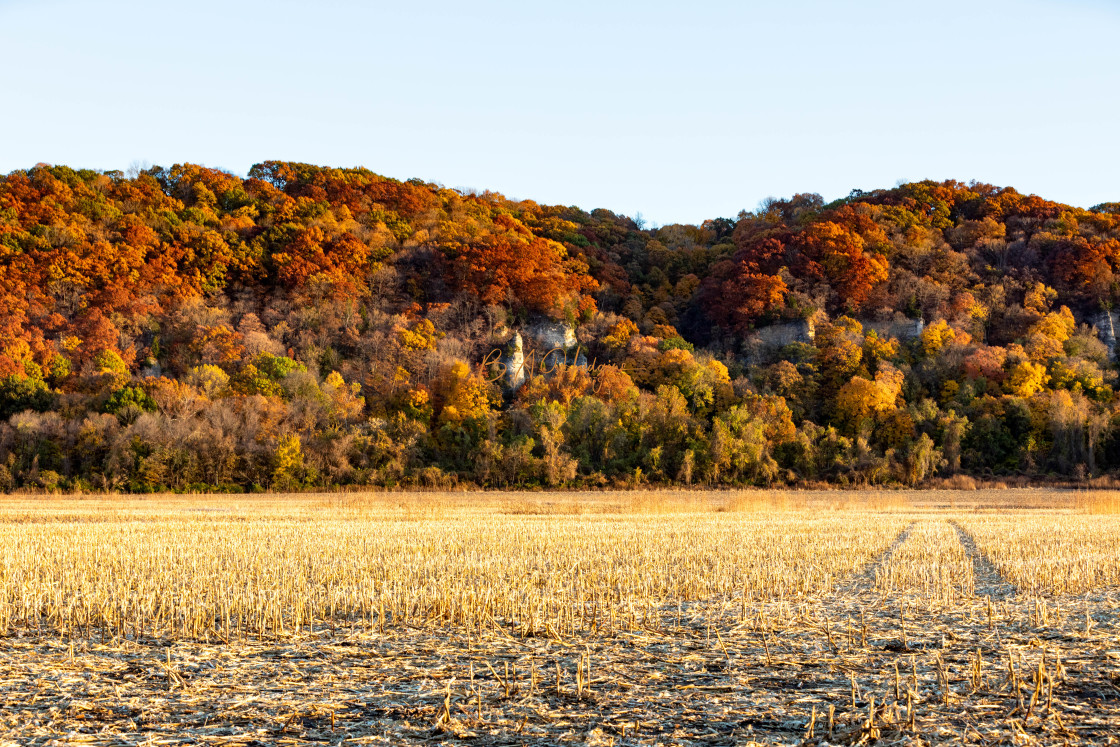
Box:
[0,163,1118,491]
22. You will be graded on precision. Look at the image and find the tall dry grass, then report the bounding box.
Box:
[1075,489,1120,514]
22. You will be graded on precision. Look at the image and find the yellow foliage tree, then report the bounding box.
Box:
[272,434,305,489]
[1006,360,1049,398]
[862,331,898,368]
[602,318,639,351]
[436,360,497,421]
[815,318,864,391]
[835,364,904,432]
[676,355,732,412]
[1023,282,1057,313]
[322,371,365,425]
[186,364,230,399]
[920,319,956,357]
[396,319,441,352]
[1025,306,1075,362]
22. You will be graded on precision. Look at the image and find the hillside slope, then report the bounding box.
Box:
[1,163,1118,490]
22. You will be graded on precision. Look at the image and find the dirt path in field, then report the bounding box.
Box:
[950,520,1017,600]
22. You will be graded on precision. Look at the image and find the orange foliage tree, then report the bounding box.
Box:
[444,214,592,316]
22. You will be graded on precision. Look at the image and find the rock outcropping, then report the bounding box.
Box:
[502,333,527,390]
[747,319,816,348]
[527,320,577,351]
[1093,311,1118,361]
[864,318,925,341]
[499,320,584,390]
[741,319,815,364]
[743,313,926,363]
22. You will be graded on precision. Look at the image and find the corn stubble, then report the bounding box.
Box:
[0,490,1118,745]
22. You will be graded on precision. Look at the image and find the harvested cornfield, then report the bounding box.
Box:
[0,490,1118,745]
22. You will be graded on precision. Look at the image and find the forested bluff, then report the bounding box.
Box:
[1,162,1118,492]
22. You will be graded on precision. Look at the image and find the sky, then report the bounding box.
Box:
[1,0,1118,225]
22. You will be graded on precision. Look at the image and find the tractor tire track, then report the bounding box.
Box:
[837,519,916,595]
[950,520,1017,600]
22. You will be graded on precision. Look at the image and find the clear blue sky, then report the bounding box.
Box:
[2,0,1118,225]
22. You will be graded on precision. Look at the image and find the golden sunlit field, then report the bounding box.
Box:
[1,490,1119,745]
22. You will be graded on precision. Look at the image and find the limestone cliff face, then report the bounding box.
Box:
[1093,311,1118,361]
[499,321,584,391]
[864,318,925,341]
[741,319,814,364]
[524,320,581,371]
[502,333,527,390]
[526,320,577,351]
[742,313,926,363]
[743,310,1117,363]
[747,320,816,348]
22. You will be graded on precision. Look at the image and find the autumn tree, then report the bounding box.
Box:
[443,214,594,317]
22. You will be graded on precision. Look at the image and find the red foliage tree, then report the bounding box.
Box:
[791,208,889,312]
[446,214,584,315]
[701,236,790,332]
